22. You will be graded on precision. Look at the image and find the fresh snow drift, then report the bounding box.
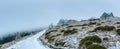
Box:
[6,30,49,49]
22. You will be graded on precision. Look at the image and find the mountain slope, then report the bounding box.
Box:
[6,30,49,49]
[40,16,120,49]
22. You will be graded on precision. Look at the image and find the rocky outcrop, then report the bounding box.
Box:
[100,12,114,19]
[57,19,79,26]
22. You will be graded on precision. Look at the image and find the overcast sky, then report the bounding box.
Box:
[0,0,120,36]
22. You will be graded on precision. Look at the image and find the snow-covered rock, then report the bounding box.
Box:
[100,12,114,19]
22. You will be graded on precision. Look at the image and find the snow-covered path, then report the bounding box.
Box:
[6,30,49,49]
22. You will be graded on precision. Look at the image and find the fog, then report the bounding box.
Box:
[0,0,120,37]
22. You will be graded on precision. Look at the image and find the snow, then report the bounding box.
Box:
[6,30,50,49]
[108,41,120,49]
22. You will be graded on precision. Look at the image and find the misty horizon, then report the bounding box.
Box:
[1,0,120,36]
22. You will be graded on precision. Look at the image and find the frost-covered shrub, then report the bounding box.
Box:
[45,34,55,43]
[81,24,88,26]
[45,32,51,36]
[45,29,57,36]
[80,35,101,46]
[116,22,120,24]
[116,29,120,35]
[94,26,115,31]
[88,22,97,25]
[47,30,57,33]
[55,41,65,46]
[46,35,54,43]
[20,32,31,37]
[87,44,107,49]
[66,25,74,28]
[61,30,65,32]
[103,37,109,41]
[84,41,93,47]
[63,29,77,36]
[117,26,120,28]
[45,34,61,43]
[96,23,101,26]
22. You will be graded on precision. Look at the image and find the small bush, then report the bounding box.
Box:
[101,22,104,23]
[103,37,109,41]
[82,27,86,29]
[49,45,54,48]
[116,29,120,35]
[87,44,107,49]
[116,22,120,24]
[61,30,65,32]
[66,25,74,28]
[89,18,100,21]
[117,26,120,28]
[88,30,96,33]
[63,29,77,36]
[97,23,101,26]
[45,32,51,36]
[20,32,31,37]
[45,30,58,36]
[84,41,93,47]
[49,30,57,33]
[55,41,65,46]
[47,36,54,43]
[81,24,88,26]
[88,22,97,25]
[45,34,61,43]
[80,35,101,46]
[94,26,115,31]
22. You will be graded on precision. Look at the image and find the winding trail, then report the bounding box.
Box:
[6,30,49,49]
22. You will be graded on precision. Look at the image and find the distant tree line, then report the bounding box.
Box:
[0,28,43,45]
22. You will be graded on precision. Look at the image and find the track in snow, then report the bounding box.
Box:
[6,30,49,49]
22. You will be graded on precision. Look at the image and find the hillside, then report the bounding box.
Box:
[40,13,120,49]
[3,12,120,49]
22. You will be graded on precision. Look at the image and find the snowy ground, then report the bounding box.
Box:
[108,41,120,49]
[6,30,49,49]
